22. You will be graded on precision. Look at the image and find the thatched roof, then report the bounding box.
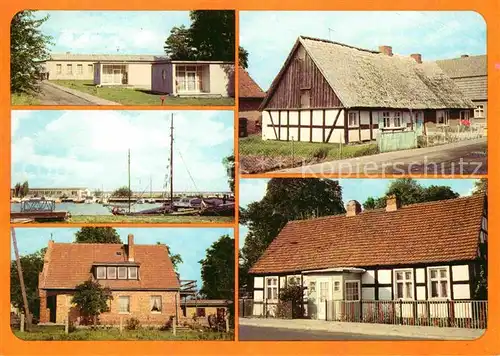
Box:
[263,36,475,110]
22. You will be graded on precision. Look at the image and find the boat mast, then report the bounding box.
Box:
[128,148,131,213]
[150,175,152,199]
[170,114,174,210]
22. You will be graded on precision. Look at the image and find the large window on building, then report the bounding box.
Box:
[150,296,162,313]
[77,64,83,74]
[66,64,73,75]
[394,269,413,300]
[437,110,450,125]
[265,277,278,300]
[119,296,130,313]
[428,267,450,299]
[345,281,360,301]
[56,64,62,74]
[176,65,203,92]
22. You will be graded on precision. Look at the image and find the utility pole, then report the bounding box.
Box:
[170,114,174,211]
[11,228,32,331]
[128,149,131,213]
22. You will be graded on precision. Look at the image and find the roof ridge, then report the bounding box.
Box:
[286,194,484,224]
[299,35,380,54]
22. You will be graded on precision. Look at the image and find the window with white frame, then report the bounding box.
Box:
[56,64,62,74]
[334,281,340,292]
[107,267,117,279]
[345,281,360,301]
[265,277,278,300]
[348,112,359,127]
[176,65,203,92]
[393,112,403,128]
[437,110,450,125]
[150,295,162,313]
[66,64,73,74]
[118,267,127,279]
[77,64,83,74]
[119,296,130,313]
[382,111,391,128]
[428,267,449,299]
[474,105,485,118]
[394,269,413,300]
[128,267,138,279]
[96,266,106,279]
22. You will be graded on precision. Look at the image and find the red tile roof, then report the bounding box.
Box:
[239,66,266,98]
[39,243,180,290]
[250,195,486,274]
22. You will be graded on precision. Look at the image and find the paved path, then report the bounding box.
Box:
[239,318,484,340]
[239,325,428,341]
[38,81,121,106]
[276,138,487,175]
[38,82,93,105]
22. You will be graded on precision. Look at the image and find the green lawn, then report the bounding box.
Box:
[240,136,379,159]
[14,326,233,341]
[67,215,234,224]
[11,92,40,105]
[50,80,235,106]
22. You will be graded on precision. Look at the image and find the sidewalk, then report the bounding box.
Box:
[44,81,121,106]
[276,137,487,174]
[239,318,485,340]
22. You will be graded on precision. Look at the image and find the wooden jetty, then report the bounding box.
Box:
[10,200,69,222]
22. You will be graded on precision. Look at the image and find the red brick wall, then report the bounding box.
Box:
[239,98,263,136]
[42,290,181,326]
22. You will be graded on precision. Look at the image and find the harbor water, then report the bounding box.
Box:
[10,202,165,215]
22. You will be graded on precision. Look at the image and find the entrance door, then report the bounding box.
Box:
[316,278,331,320]
[47,295,57,323]
[413,111,424,136]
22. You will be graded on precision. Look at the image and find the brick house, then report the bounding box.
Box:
[38,234,181,326]
[239,66,266,137]
[249,194,487,321]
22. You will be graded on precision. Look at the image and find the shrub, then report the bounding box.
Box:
[125,317,140,330]
[312,147,329,160]
[160,316,175,331]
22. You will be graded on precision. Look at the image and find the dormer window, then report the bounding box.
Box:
[94,264,139,280]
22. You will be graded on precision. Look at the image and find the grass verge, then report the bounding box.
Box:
[14,326,234,341]
[11,92,40,105]
[50,80,234,106]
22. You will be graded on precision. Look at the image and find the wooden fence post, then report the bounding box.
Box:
[119,316,123,333]
[172,316,177,336]
[20,313,25,332]
[65,316,69,334]
[225,312,229,333]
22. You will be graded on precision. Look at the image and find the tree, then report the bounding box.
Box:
[93,189,103,198]
[75,227,121,244]
[157,242,183,271]
[472,179,487,195]
[112,186,132,198]
[199,234,234,300]
[21,181,29,197]
[363,179,459,210]
[222,154,235,193]
[239,46,249,69]
[11,11,52,93]
[10,248,46,321]
[71,279,113,325]
[164,11,235,62]
[14,182,21,197]
[164,25,196,60]
[239,179,345,291]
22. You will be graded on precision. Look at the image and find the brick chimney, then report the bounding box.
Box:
[346,200,362,217]
[461,54,469,58]
[379,45,393,56]
[386,195,401,212]
[127,234,135,262]
[410,53,422,63]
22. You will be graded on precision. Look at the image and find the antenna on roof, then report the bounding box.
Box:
[328,28,335,41]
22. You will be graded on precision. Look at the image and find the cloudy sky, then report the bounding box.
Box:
[240,11,487,90]
[11,227,234,289]
[11,110,234,193]
[35,11,191,54]
[238,178,479,248]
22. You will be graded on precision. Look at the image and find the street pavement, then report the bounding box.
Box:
[38,82,93,105]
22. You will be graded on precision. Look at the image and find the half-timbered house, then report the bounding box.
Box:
[260,36,475,144]
[249,194,487,321]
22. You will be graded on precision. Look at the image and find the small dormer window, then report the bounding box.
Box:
[107,267,117,279]
[96,266,106,279]
[128,267,138,279]
[118,267,127,279]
